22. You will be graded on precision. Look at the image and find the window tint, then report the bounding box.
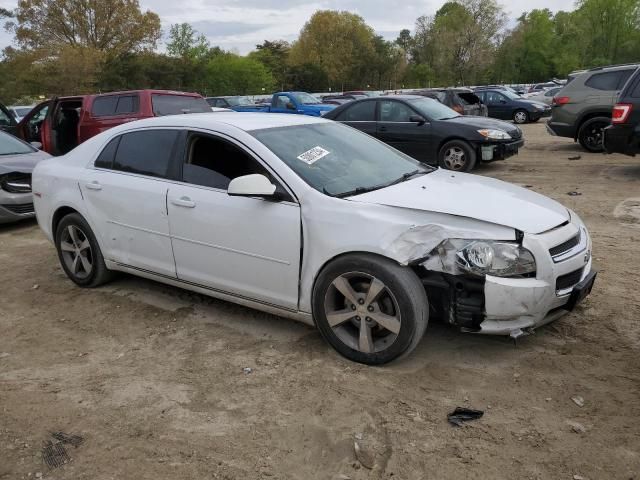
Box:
[274,95,291,109]
[0,108,12,126]
[115,95,138,114]
[585,70,632,91]
[182,133,269,190]
[92,96,118,116]
[151,95,211,116]
[94,136,121,169]
[379,100,416,122]
[337,101,376,121]
[113,130,178,178]
[485,91,507,103]
[632,78,640,98]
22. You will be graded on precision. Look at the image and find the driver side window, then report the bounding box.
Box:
[486,92,506,104]
[379,100,415,122]
[182,133,271,191]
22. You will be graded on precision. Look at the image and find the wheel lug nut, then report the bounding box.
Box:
[351,305,356,311]
[358,299,364,305]
[366,317,372,322]
[355,316,361,321]
[367,306,374,312]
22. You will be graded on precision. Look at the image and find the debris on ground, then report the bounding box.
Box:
[32,284,39,290]
[566,420,586,433]
[50,431,85,448]
[567,191,582,196]
[42,431,85,469]
[573,475,587,480]
[447,407,484,427]
[568,155,582,160]
[0,352,10,359]
[571,395,585,407]
[353,437,375,469]
[242,367,253,374]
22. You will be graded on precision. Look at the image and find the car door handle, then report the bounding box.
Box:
[171,196,196,208]
[85,181,102,191]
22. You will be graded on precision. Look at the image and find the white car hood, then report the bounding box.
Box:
[348,169,569,234]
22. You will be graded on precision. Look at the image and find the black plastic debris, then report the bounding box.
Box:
[568,155,582,160]
[447,407,484,427]
[42,440,70,469]
[567,191,582,196]
[50,431,84,448]
[42,431,85,469]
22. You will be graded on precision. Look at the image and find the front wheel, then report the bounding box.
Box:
[55,213,114,287]
[513,109,529,124]
[313,254,428,365]
[438,140,477,172]
[578,117,609,152]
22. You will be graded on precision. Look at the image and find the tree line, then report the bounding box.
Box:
[0,0,639,103]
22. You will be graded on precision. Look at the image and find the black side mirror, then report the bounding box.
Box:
[409,114,426,125]
[286,102,296,110]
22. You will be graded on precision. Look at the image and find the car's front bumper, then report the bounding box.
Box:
[0,191,35,224]
[480,139,524,162]
[477,214,594,335]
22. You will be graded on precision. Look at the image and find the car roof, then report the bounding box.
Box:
[107,112,325,133]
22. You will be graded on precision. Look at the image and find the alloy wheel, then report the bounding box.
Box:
[583,123,605,150]
[59,225,93,279]
[443,147,467,170]
[323,272,401,354]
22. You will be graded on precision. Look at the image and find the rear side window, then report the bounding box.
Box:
[115,95,139,114]
[632,78,640,98]
[94,137,120,169]
[151,95,211,116]
[336,101,376,121]
[112,130,179,178]
[91,97,118,116]
[585,70,634,91]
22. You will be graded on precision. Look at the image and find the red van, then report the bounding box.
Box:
[16,90,211,155]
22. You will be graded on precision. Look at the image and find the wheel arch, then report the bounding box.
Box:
[437,136,477,155]
[52,205,81,236]
[575,111,612,139]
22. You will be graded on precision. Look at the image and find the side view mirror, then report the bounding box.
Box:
[286,102,296,110]
[409,114,426,125]
[227,174,276,198]
[30,141,43,149]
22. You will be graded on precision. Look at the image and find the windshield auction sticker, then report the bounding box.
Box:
[297,146,330,165]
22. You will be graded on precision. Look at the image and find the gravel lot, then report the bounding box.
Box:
[1,121,639,479]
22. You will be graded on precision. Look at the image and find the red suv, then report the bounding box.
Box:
[16,90,211,156]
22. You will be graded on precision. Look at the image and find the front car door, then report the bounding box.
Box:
[166,130,301,310]
[81,128,180,277]
[376,99,430,160]
[333,99,377,137]
[483,91,510,119]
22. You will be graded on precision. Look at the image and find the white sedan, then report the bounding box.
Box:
[32,113,596,364]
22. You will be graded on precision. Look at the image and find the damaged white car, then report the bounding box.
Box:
[32,113,596,364]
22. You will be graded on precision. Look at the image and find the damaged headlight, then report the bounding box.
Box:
[477,129,511,140]
[448,240,536,277]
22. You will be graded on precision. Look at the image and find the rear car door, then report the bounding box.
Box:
[166,130,301,309]
[333,100,377,137]
[376,99,430,160]
[81,128,180,277]
[483,91,510,119]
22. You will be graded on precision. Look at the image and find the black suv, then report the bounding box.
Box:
[474,88,551,124]
[604,68,640,156]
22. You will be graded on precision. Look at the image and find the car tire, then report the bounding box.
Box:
[55,213,114,288]
[578,117,609,153]
[513,109,529,124]
[438,140,477,172]
[312,254,428,365]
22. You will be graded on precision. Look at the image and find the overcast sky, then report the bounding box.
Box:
[0,0,577,54]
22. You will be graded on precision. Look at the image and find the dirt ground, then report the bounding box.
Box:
[1,121,639,480]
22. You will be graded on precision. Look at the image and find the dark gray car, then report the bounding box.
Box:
[547,64,639,152]
[0,131,50,223]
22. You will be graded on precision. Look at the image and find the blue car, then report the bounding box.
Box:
[474,88,551,124]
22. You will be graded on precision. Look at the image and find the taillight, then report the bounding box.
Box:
[553,96,570,105]
[611,103,632,124]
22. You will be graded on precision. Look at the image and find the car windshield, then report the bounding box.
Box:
[407,97,460,120]
[291,92,322,105]
[0,131,35,155]
[227,96,254,106]
[251,122,434,197]
[151,95,212,116]
[501,90,521,100]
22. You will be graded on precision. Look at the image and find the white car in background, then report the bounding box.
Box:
[32,113,595,364]
[526,86,563,104]
[8,105,35,122]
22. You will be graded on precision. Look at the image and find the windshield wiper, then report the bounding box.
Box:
[323,185,380,198]
[384,169,428,187]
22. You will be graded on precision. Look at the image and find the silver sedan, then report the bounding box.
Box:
[0,131,50,224]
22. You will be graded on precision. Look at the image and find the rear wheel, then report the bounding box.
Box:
[438,140,477,172]
[55,213,113,287]
[578,117,609,152]
[513,109,529,124]
[313,254,428,365]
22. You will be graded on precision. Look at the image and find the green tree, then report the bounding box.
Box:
[8,0,161,55]
[167,23,210,60]
[204,54,275,95]
[248,40,290,90]
[288,10,376,89]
